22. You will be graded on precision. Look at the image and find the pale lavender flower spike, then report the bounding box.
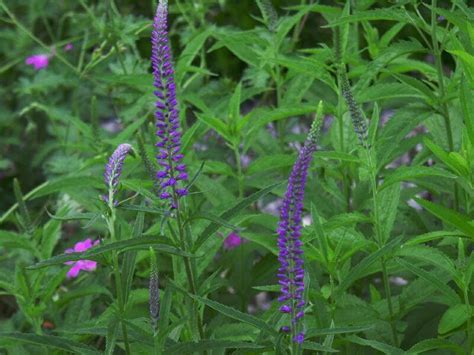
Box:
[151,0,188,203]
[103,143,132,205]
[277,104,323,344]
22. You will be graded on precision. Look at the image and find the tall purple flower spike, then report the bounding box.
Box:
[103,143,132,205]
[277,104,323,344]
[151,0,188,203]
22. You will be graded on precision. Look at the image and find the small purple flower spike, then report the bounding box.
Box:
[151,0,188,204]
[103,143,132,205]
[25,54,49,70]
[64,238,100,278]
[223,232,244,250]
[276,102,323,343]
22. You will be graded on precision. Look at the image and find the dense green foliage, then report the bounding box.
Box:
[1,0,474,353]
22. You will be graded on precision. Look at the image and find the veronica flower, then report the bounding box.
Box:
[25,54,50,70]
[277,104,323,344]
[103,143,133,206]
[151,0,188,202]
[64,238,99,278]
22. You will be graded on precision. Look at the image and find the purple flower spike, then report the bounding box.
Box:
[151,0,188,204]
[103,143,132,205]
[277,103,323,344]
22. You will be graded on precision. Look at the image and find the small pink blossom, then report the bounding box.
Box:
[64,238,99,278]
[64,43,73,51]
[223,232,244,250]
[25,54,49,70]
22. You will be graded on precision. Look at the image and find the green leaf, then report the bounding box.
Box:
[1,177,102,225]
[301,342,338,352]
[0,230,37,255]
[460,76,474,144]
[438,304,471,334]
[187,212,240,232]
[247,154,296,175]
[395,258,460,305]
[252,285,280,292]
[448,50,474,83]
[405,230,465,246]
[380,166,456,191]
[414,198,474,239]
[195,112,233,143]
[376,182,400,243]
[408,338,465,355]
[29,236,198,270]
[356,83,423,103]
[228,81,242,130]
[170,279,278,337]
[166,340,268,353]
[193,182,282,251]
[176,26,214,84]
[13,179,33,235]
[328,8,424,27]
[424,138,469,177]
[346,335,404,354]
[306,325,374,337]
[0,332,99,354]
[338,237,403,292]
[240,105,318,133]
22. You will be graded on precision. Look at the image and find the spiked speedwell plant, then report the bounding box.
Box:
[0,0,473,354]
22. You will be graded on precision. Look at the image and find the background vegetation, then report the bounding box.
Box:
[0,0,473,353]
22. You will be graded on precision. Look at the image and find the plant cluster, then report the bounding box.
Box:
[0,0,473,354]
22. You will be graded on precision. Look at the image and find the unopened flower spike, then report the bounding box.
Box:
[276,102,323,344]
[149,247,160,334]
[151,0,188,204]
[103,143,133,206]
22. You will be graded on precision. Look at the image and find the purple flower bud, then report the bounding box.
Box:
[103,144,132,205]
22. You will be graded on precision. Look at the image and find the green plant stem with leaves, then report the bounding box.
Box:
[105,195,131,355]
[430,0,459,212]
[173,197,205,341]
[365,149,399,347]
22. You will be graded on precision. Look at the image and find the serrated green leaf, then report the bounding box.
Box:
[415,198,474,239]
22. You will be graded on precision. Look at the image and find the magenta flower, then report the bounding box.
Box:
[25,54,49,70]
[64,238,99,279]
[64,43,73,51]
[223,232,244,250]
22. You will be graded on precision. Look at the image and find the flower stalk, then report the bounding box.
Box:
[277,102,323,348]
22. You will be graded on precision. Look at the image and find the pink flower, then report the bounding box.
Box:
[64,43,73,51]
[223,232,244,250]
[25,54,49,70]
[64,238,99,278]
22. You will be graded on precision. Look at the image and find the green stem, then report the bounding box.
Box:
[367,150,399,346]
[464,288,473,353]
[431,0,459,211]
[233,146,244,199]
[174,200,205,341]
[107,203,131,354]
